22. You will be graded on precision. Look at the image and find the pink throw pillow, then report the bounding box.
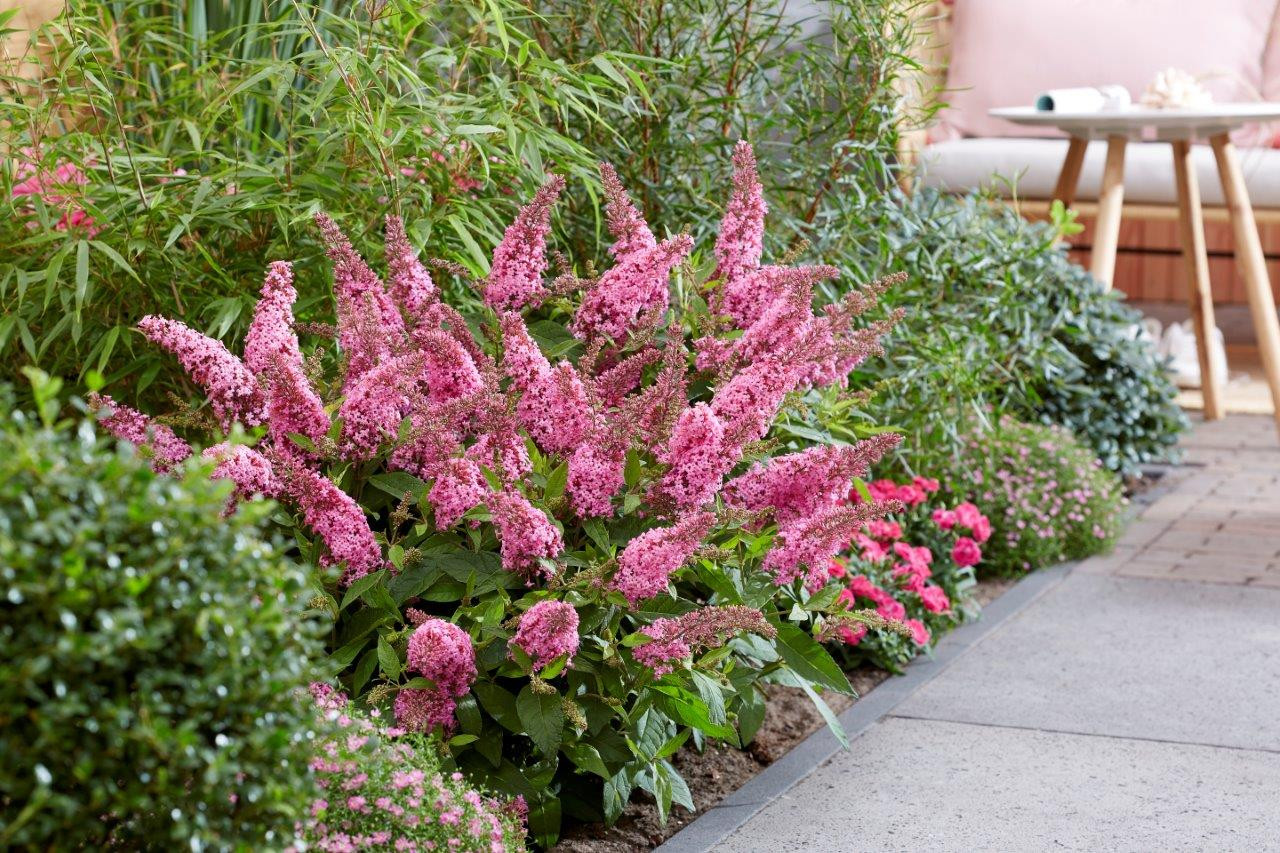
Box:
[938,0,1278,140]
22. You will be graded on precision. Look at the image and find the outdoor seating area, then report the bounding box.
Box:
[1,1,1277,851]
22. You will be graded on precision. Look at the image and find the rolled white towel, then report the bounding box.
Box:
[1035,85,1131,113]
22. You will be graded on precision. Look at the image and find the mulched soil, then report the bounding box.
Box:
[553,576,1013,851]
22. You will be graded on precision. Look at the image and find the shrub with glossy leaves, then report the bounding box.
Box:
[0,382,322,848]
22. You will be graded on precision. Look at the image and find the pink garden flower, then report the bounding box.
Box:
[918,584,951,614]
[483,175,564,311]
[931,508,957,530]
[511,600,580,669]
[633,606,775,677]
[657,403,734,510]
[428,458,490,529]
[487,490,563,580]
[203,442,282,506]
[713,141,766,286]
[566,438,626,518]
[571,235,693,341]
[88,393,192,472]
[393,686,459,734]
[137,315,267,429]
[611,512,716,604]
[243,261,305,377]
[406,618,477,698]
[281,465,384,585]
[951,536,982,568]
[599,162,656,260]
[384,214,436,315]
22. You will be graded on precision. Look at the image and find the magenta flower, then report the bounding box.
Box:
[243,261,306,377]
[428,457,490,529]
[483,175,565,311]
[203,442,282,506]
[516,361,596,455]
[566,438,626,518]
[599,162,656,260]
[406,617,477,697]
[611,511,716,605]
[281,465,384,585]
[571,235,693,342]
[951,536,982,567]
[339,353,421,459]
[393,686,458,734]
[764,501,897,590]
[511,600,580,669]
[137,315,267,429]
[918,584,951,614]
[487,490,563,580]
[413,327,484,404]
[88,393,192,472]
[262,358,329,461]
[465,426,532,486]
[657,403,734,510]
[384,214,436,315]
[713,141,766,286]
[632,606,774,677]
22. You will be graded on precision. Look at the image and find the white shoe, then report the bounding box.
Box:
[1161,320,1227,389]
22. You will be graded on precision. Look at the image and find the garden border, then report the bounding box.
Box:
[656,559,1077,853]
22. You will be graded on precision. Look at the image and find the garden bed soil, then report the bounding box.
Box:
[554,577,1014,851]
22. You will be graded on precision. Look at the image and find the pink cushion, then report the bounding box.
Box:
[938,0,1279,140]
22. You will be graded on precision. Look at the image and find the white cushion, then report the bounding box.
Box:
[919,138,1280,208]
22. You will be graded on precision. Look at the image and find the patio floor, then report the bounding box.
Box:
[713,414,1280,852]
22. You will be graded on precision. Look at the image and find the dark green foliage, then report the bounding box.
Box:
[0,382,321,848]
[841,190,1187,477]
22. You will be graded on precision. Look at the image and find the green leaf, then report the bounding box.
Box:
[561,742,609,778]
[651,687,736,742]
[583,518,611,553]
[517,684,565,756]
[603,769,631,824]
[341,569,386,610]
[543,461,568,500]
[377,635,401,680]
[772,621,854,695]
[798,680,848,749]
[737,687,767,745]
[368,471,429,501]
[473,682,521,733]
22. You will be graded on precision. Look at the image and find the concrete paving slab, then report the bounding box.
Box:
[894,572,1280,752]
[713,717,1280,853]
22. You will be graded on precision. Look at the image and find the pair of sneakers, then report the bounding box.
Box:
[1131,317,1229,389]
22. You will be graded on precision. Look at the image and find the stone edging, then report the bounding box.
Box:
[656,560,1077,853]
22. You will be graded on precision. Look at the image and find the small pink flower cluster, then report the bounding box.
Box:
[87,393,191,473]
[396,618,477,734]
[303,684,524,852]
[610,511,716,604]
[632,606,776,677]
[510,600,580,669]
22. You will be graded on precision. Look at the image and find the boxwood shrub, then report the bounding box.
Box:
[0,387,321,848]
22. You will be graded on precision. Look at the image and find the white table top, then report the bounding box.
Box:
[990,103,1280,140]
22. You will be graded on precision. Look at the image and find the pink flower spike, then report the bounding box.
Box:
[632,606,774,677]
[611,511,715,605]
[406,618,476,697]
[657,403,734,511]
[599,162,656,260]
[203,442,282,508]
[281,465,384,585]
[136,315,266,429]
[713,141,767,286]
[244,261,304,377]
[511,600,580,670]
[385,214,436,315]
[483,175,565,311]
[571,234,693,342]
[262,358,329,462]
[428,457,490,529]
[339,353,422,460]
[516,361,596,456]
[487,490,563,580]
[88,392,192,472]
[566,438,626,518]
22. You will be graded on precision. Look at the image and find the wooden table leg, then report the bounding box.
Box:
[1212,133,1280,435]
[1090,135,1127,290]
[1171,140,1226,420]
[1052,136,1088,207]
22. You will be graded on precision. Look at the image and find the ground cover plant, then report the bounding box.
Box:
[91,143,914,845]
[936,417,1126,576]
[0,372,321,849]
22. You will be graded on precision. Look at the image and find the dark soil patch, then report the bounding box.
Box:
[553,576,1013,852]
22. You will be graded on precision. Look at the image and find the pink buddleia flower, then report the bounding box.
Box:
[517,361,596,455]
[511,600,580,669]
[720,264,838,329]
[656,403,735,510]
[281,465,384,586]
[315,213,406,381]
[465,425,533,486]
[393,687,457,734]
[263,357,330,462]
[88,392,192,472]
[611,511,715,604]
[244,261,305,377]
[412,327,484,403]
[764,500,898,590]
[428,457,490,529]
[599,162,656,260]
[389,397,465,479]
[566,437,626,518]
[571,235,692,342]
[203,442,282,507]
[709,355,803,448]
[632,606,775,677]
[713,141,766,286]
[693,334,735,374]
[487,490,563,580]
[405,617,476,697]
[384,214,436,316]
[482,175,565,311]
[339,353,422,460]
[593,346,661,408]
[137,315,267,429]
[499,311,552,389]
[724,434,902,525]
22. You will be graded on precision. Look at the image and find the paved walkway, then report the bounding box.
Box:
[715,415,1280,852]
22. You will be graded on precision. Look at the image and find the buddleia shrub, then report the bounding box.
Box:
[92,142,910,845]
[0,377,321,849]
